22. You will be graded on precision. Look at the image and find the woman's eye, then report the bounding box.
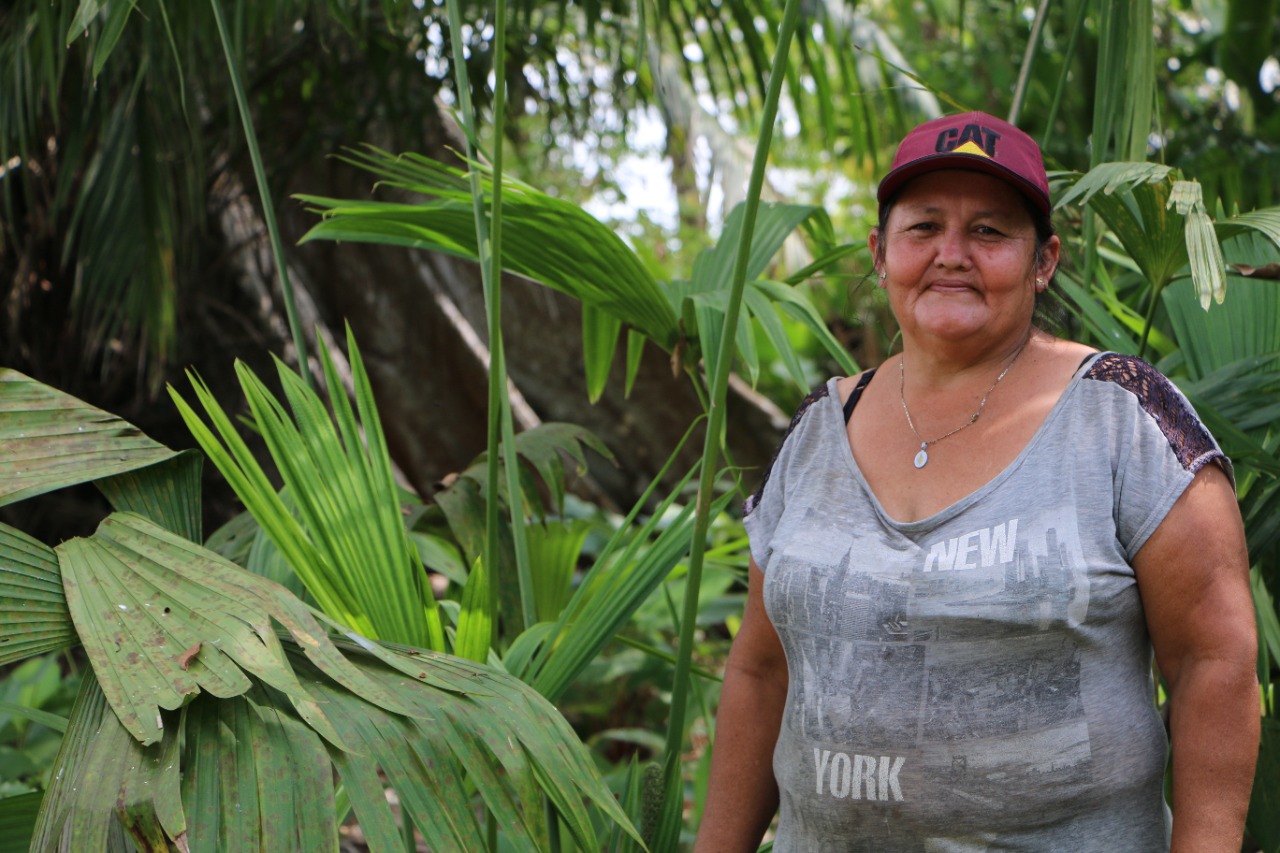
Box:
[975,225,1004,236]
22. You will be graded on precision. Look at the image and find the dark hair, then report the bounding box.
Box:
[875,186,1066,331]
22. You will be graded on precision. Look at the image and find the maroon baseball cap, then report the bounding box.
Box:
[877,112,1051,216]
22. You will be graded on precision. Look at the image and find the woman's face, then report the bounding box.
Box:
[869,169,1059,347]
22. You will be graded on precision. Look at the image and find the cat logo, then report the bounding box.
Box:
[935,124,1001,158]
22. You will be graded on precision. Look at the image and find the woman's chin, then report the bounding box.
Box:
[906,306,998,342]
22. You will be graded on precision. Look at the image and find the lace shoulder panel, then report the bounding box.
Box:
[743,382,831,517]
[1083,353,1220,473]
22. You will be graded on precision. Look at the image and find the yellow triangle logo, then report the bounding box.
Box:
[953,140,992,158]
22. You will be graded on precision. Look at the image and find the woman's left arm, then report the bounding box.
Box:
[1134,464,1259,853]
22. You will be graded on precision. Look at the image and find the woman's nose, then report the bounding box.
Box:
[933,228,972,268]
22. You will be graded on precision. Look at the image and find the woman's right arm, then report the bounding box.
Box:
[695,557,788,852]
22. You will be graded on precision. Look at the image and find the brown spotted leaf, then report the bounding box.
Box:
[57,512,421,746]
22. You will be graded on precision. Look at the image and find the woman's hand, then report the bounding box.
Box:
[695,558,788,852]
[1134,464,1259,852]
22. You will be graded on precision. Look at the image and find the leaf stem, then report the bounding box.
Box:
[1008,0,1051,126]
[654,0,804,845]
[208,0,310,387]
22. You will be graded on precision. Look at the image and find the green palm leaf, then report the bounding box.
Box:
[1214,207,1280,260]
[20,507,640,850]
[298,148,679,351]
[1056,163,1188,291]
[307,636,643,852]
[526,519,595,623]
[0,523,74,667]
[682,202,820,384]
[57,512,349,746]
[170,331,444,650]
[1054,268,1141,353]
[1163,240,1280,390]
[181,690,336,852]
[457,422,615,518]
[30,675,182,852]
[1091,0,1155,164]
[527,477,737,703]
[301,154,858,400]
[0,368,174,508]
[95,450,203,542]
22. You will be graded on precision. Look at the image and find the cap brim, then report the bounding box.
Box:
[877,153,1051,215]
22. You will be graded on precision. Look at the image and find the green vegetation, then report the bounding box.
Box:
[2,0,1279,850]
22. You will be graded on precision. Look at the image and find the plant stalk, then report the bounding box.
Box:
[209,0,310,387]
[1008,0,1052,125]
[488,0,536,636]
[654,0,804,845]
[1137,280,1165,360]
[444,0,536,647]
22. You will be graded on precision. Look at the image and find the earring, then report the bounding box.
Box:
[878,270,887,284]
[1035,277,1045,291]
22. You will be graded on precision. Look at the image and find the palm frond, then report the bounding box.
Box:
[23,504,640,850]
[0,368,175,508]
[526,476,737,702]
[1215,207,1280,254]
[180,689,336,851]
[457,422,615,518]
[0,523,73,667]
[1090,0,1155,164]
[299,148,679,350]
[1056,164,1189,307]
[31,674,182,851]
[170,332,444,650]
[525,519,595,622]
[58,511,378,746]
[1164,274,1280,385]
[32,625,641,852]
[95,450,203,542]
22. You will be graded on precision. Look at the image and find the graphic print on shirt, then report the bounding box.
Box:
[766,504,1092,815]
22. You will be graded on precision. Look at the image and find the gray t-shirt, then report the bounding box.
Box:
[742,353,1229,853]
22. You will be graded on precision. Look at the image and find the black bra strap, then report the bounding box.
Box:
[842,368,877,423]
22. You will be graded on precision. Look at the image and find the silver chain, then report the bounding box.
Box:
[898,339,1028,468]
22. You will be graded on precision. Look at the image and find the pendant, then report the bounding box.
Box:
[914,443,929,469]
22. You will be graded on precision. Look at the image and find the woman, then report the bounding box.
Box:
[696,112,1258,852]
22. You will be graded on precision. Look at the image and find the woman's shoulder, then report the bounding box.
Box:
[1075,350,1187,411]
[833,364,886,411]
[1071,350,1228,478]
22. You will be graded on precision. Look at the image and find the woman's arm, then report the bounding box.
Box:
[695,558,788,852]
[1133,464,1259,852]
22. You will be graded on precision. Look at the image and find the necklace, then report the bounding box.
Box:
[898,340,1028,469]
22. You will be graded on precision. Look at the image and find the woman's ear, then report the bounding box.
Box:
[868,228,882,281]
[1038,234,1061,280]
